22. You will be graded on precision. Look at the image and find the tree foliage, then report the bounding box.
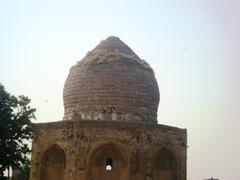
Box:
[0,84,36,177]
[12,159,30,180]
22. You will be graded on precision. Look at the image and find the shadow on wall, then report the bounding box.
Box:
[152,148,177,180]
[41,145,66,180]
[39,142,178,180]
[89,143,129,180]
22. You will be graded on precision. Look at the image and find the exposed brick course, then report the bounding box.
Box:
[30,36,187,180]
[63,37,159,123]
[30,120,187,180]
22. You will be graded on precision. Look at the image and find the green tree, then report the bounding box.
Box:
[0,84,36,178]
[12,159,30,180]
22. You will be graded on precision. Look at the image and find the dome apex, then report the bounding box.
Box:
[63,37,159,123]
[78,37,152,72]
[93,36,138,56]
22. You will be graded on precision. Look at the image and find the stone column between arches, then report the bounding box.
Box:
[30,121,187,180]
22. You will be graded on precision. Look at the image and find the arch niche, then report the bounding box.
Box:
[152,148,177,180]
[41,145,66,180]
[90,144,129,180]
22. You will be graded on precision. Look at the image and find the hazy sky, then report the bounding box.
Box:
[1,0,240,179]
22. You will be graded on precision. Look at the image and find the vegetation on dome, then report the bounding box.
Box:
[77,49,154,73]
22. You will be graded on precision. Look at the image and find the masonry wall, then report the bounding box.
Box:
[63,62,159,123]
[30,120,187,180]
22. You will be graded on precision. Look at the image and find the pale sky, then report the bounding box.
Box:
[1,0,240,179]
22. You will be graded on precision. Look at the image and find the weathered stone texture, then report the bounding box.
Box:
[30,120,187,180]
[30,36,187,180]
[63,37,159,123]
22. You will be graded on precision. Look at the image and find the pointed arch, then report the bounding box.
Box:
[89,143,129,180]
[152,148,177,180]
[41,144,66,180]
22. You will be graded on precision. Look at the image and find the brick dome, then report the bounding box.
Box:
[63,36,159,123]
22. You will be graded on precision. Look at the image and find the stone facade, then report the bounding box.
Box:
[30,120,187,180]
[30,36,187,180]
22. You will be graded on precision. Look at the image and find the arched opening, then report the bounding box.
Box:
[41,145,66,180]
[90,144,128,180]
[106,158,113,170]
[152,148,177,180]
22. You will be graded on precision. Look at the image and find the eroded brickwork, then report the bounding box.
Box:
[30,120,187,180]
[63,37,159,123]
[30,36,187,180]
[64,63,159,123]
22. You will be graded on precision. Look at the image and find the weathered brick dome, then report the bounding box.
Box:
[63,36,159,123]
